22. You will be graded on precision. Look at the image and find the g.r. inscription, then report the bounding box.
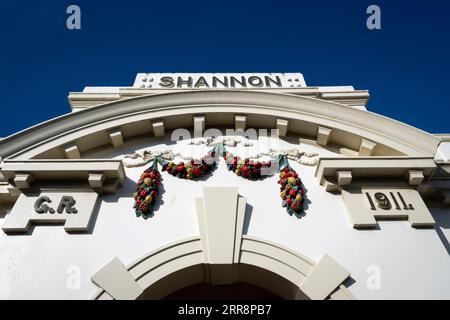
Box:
[34,195,78,214]
[2,191,98,233]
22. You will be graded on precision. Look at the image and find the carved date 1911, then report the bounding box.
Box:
[365,192,414,211]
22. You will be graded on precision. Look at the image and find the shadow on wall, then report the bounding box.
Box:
[102,175,166,219]
[432,208,450,256]
[243,202,253,235]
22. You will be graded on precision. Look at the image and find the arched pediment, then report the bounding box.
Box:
[91,187,354,300]
[0,90,440,160]
[1,82,449,300]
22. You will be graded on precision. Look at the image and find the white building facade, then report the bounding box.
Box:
[0,73,449,300]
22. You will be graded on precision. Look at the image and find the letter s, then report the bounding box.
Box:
[159,76,175,88]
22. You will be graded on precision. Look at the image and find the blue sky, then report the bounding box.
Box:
[0,0,449,137]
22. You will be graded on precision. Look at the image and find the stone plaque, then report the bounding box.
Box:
[2,190,99,233]
[342,186,435,229]
[133,73,307,89]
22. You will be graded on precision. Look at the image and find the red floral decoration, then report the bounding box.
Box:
[278,167,305,216]
[132,150,307,219]
[162,152,217,179]
[226,156,272,180]
[133,165,162,219]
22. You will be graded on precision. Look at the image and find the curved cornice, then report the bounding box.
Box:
[0,90,440,159]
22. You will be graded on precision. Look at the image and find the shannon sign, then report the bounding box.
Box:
[134,73,306,89]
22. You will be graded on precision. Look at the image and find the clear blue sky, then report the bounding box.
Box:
[1,0,449,137]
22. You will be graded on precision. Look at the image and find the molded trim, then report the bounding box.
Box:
[0,91,439,159]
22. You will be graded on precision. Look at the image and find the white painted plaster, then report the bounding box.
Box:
[435,142,450,162]
[0,135,449,299]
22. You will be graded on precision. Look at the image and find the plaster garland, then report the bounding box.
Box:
[188,136,254,147]
[246,149,319,166]
[225,151,307,216]
[132,144,312,218]
[122,150,178,168]
[179,149,319,167]
[122,148,318,168]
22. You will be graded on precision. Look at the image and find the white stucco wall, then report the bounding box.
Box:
[0,135,449,299]
[435,142,450,162]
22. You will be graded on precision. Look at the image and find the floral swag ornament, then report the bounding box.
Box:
[133,158,163,219]
[130,144,317,218]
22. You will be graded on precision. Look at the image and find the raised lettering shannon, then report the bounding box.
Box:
[177,76,193,88]
[158,75,285,89]
[265,75,281,87]
[194,76,210,88]
[159,76,175,88]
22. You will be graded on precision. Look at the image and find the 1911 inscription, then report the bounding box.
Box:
[341,186,435,229]
[365,192,415,211]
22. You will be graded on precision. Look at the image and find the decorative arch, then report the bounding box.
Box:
[91,187,354,300]
[0,90,440,160]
